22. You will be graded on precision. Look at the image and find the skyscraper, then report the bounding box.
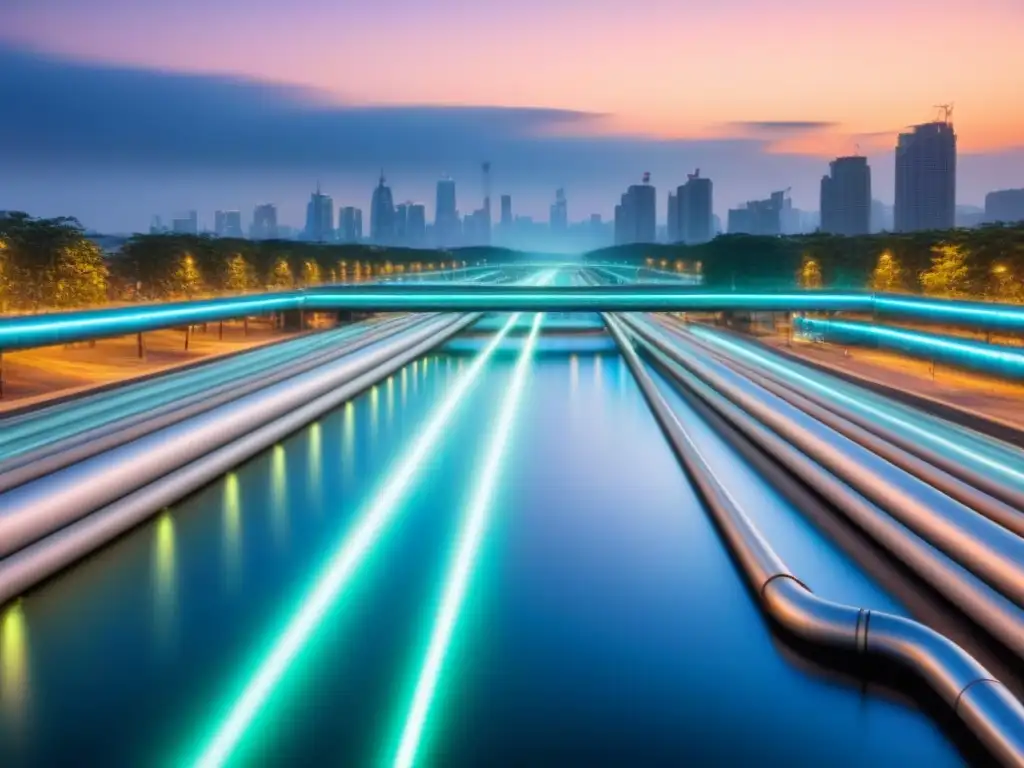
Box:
[500,195,513,227]
[370,172,396,243]
[394,202,409,244]
[339,207,362,242]
[172,211,198,235]
[678,170,713,244]
[305,185,334,242]
[727,191,785,235]
[667,192,679,242]
[407,204,426,245]
[894,119,956,232]
[820,156,871,236]
[550,188,568,232]
[215,210,243,238]
[614,174,656,244]
[435,176,458,247]
[251,204,278,239]
[985,189,1024,224]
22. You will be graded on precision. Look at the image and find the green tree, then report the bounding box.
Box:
[301,259,321,286]
[225,253,256,293]
[270,257,293,289]
[920,243,970,298]
[870,251,904,292]
[53,241,109,307]
[798,256,823,289]
[169,253,203,298]
[989,264,1023,302]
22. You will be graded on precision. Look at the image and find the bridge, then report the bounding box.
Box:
[1,266,1023,767]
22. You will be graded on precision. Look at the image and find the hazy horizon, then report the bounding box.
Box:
[1,0,1022,233]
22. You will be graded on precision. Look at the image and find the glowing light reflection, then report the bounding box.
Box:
[190,311,526,768]
[222,474,242,591]
[0,601,28,724]
[270,445,289,547]
[153,512,177,653]
[392,313,545,768]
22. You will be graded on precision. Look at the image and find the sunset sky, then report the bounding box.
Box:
[1,0,1022,232]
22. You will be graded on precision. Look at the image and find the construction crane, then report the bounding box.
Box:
[934,103,954,124]
[481,161,491,217]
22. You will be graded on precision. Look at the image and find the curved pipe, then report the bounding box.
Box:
[622,314,1024,611]
[0,315,477,605]
[662,325,1024,538]
[624,316,1024,661]
[0,313,471,558]
[0,314,428,492]
[603,312,1024,767]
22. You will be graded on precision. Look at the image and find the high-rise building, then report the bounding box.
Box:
[550,189,568,232]
[985,189,1024,224]
[727,191,786,235]
[171,211,198,235]
[435,176,458,247]
[667,192,679,242]
[820,156,871,236]
[407,204,426,245]
[614,174,656,245]
[215,210,243,238]
[895,119,956,232]
[394,203,409,243]
[305,185,334,242]
[251,204,278,239]
[500,195,513,227]
[678,170,713,244]
[338,207,363,242]
[370,172,396,244]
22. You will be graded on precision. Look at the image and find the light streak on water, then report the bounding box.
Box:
[391,312,546,768]
[188,312,527,768]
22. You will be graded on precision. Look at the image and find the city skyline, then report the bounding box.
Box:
[2,0,1023,235]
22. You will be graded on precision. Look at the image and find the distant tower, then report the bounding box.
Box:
[894,109,956,232]
[370,170,396,243]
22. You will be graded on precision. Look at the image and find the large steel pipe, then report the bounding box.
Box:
[623,314,1024,610]
[0,314,426,492]
[659,322,1024,538]
[624,317,1024,661]
[0,314,478,604]
[661,319,1024,516]
[604,313,1024,767]
[0,313,471,558]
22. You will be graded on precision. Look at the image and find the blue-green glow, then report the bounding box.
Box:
[392,311,546,768]
[685,323,1024,487]
[189,312,525,768]
[794,317,1024,378]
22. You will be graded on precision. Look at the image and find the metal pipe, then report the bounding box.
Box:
[662,324,1024,538]
[622,314,1024,611]
[0,314,427,492]
[0,313,470,558]
[0,313,478,604]
[659,319,1024,515]
[603,312,1024,767]
[622,315,1024,662]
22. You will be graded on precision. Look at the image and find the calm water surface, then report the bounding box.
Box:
[0,317,965,767]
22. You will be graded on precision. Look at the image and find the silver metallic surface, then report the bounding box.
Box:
[0,314,425,492]
[0,312,478,604]
[624,313,1024,611]
[604,312,1024,767]
[0,313,470,558]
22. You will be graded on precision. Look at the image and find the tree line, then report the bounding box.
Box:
[4,212,1024,313]
[592,224,1024,301]
[0,213,499,311]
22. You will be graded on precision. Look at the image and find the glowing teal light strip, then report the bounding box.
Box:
[687,324,1024,485]
[797,317,1024,366]
[876,295,1024,324]
[189,312,525,768]
[392,311,546,768]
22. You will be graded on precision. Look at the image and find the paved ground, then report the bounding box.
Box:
[0,319,293,411]
[760,332,1024,430]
